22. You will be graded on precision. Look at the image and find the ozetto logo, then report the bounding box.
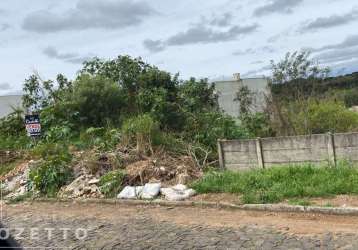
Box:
[0,227,88,241]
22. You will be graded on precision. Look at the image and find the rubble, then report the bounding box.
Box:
[160,184,196,201]
[59,175,104,199]
[125,151,202,186]
[1,162,32,199]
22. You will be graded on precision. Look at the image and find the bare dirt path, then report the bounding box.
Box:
[3,201,358,249]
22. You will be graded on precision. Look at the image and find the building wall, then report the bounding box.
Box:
[0,95,23,118]
[214,77,269,118]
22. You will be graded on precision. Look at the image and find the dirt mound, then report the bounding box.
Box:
[58,175,103,199]
[125,151,203,186]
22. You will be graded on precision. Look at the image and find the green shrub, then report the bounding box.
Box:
[79,127,121,151]
[291,100,358,134]
[0,109,25,137]
[99,170,126,198]
[0,135,31,150]
[183,111,249,150]
[191,162,358,204]
[69,75,124,127]
[122,114,160,153]
[44,124,72,143]
[29,143,73,196]
[241,112,275,138]
[344,88,358,107]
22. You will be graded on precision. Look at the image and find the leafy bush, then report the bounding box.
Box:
[69,75,124,127]
[241,112,275,138]
[183,111,249,150]
[291,100,358,134]
[77,127,121,151]
[344,88,358,107]
[191,162,358,204]
[29,143,73,196]
[99,170,126,198]
[44,124,72,143]
[0,109,25,137]
[122,114,160,153]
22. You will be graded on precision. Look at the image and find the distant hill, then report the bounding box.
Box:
[271,72,358,107]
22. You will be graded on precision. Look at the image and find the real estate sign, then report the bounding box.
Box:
[25,114,41,137]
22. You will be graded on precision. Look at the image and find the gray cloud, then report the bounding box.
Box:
[233,46,275,56]
[0,23,10,32]
[310,34,358,71]
[43,46,93,64]
[22,0,156,33]
[312,34,358,53]
[144,24,258,52]
[0,82,11,90]
[300,9,358,32]
[251,60,264,65]
[209,12,233,27]
[143,39,166,53]
[167,24,258,46]
[144,11,258,53]
[254,0,303,16]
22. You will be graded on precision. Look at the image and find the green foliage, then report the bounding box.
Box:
[179,78,218,113]
[22,74,72,111]
[81,56,183,130]
[344,88,358,107]
[99,170,126,198]
[70,75,124,127]
[78,127,121,151]
[289,99,358,134]
[191,162,358,204]
[0,108,25,137]
[184,111,249,150]
[44,124,72,143]
[270,50,330,85]
[122,114,160,153]
[241,113,275,138]
[29,143,73,196]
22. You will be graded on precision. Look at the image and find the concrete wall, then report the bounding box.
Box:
[0,95,22,118]
[218,132,358,171]
[214,77,269,118]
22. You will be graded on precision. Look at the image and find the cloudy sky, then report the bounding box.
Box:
[1,0,358,95]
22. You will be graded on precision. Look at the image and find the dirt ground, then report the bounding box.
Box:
[191,193,358,208]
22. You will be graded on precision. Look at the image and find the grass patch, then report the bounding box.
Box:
[288,198,312,206]
[191,163,358,204]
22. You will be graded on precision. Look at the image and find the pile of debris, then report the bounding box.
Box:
[1,160,37,200]
[125,150,203,186]
[58,174,103,199]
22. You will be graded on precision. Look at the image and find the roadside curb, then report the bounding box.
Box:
[27,198,358,216]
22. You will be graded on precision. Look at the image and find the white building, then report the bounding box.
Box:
[0,95,23,118]
[213,73,270,118]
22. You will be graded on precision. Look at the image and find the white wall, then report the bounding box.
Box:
[0,95,23,118]
[214,77,269,118]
